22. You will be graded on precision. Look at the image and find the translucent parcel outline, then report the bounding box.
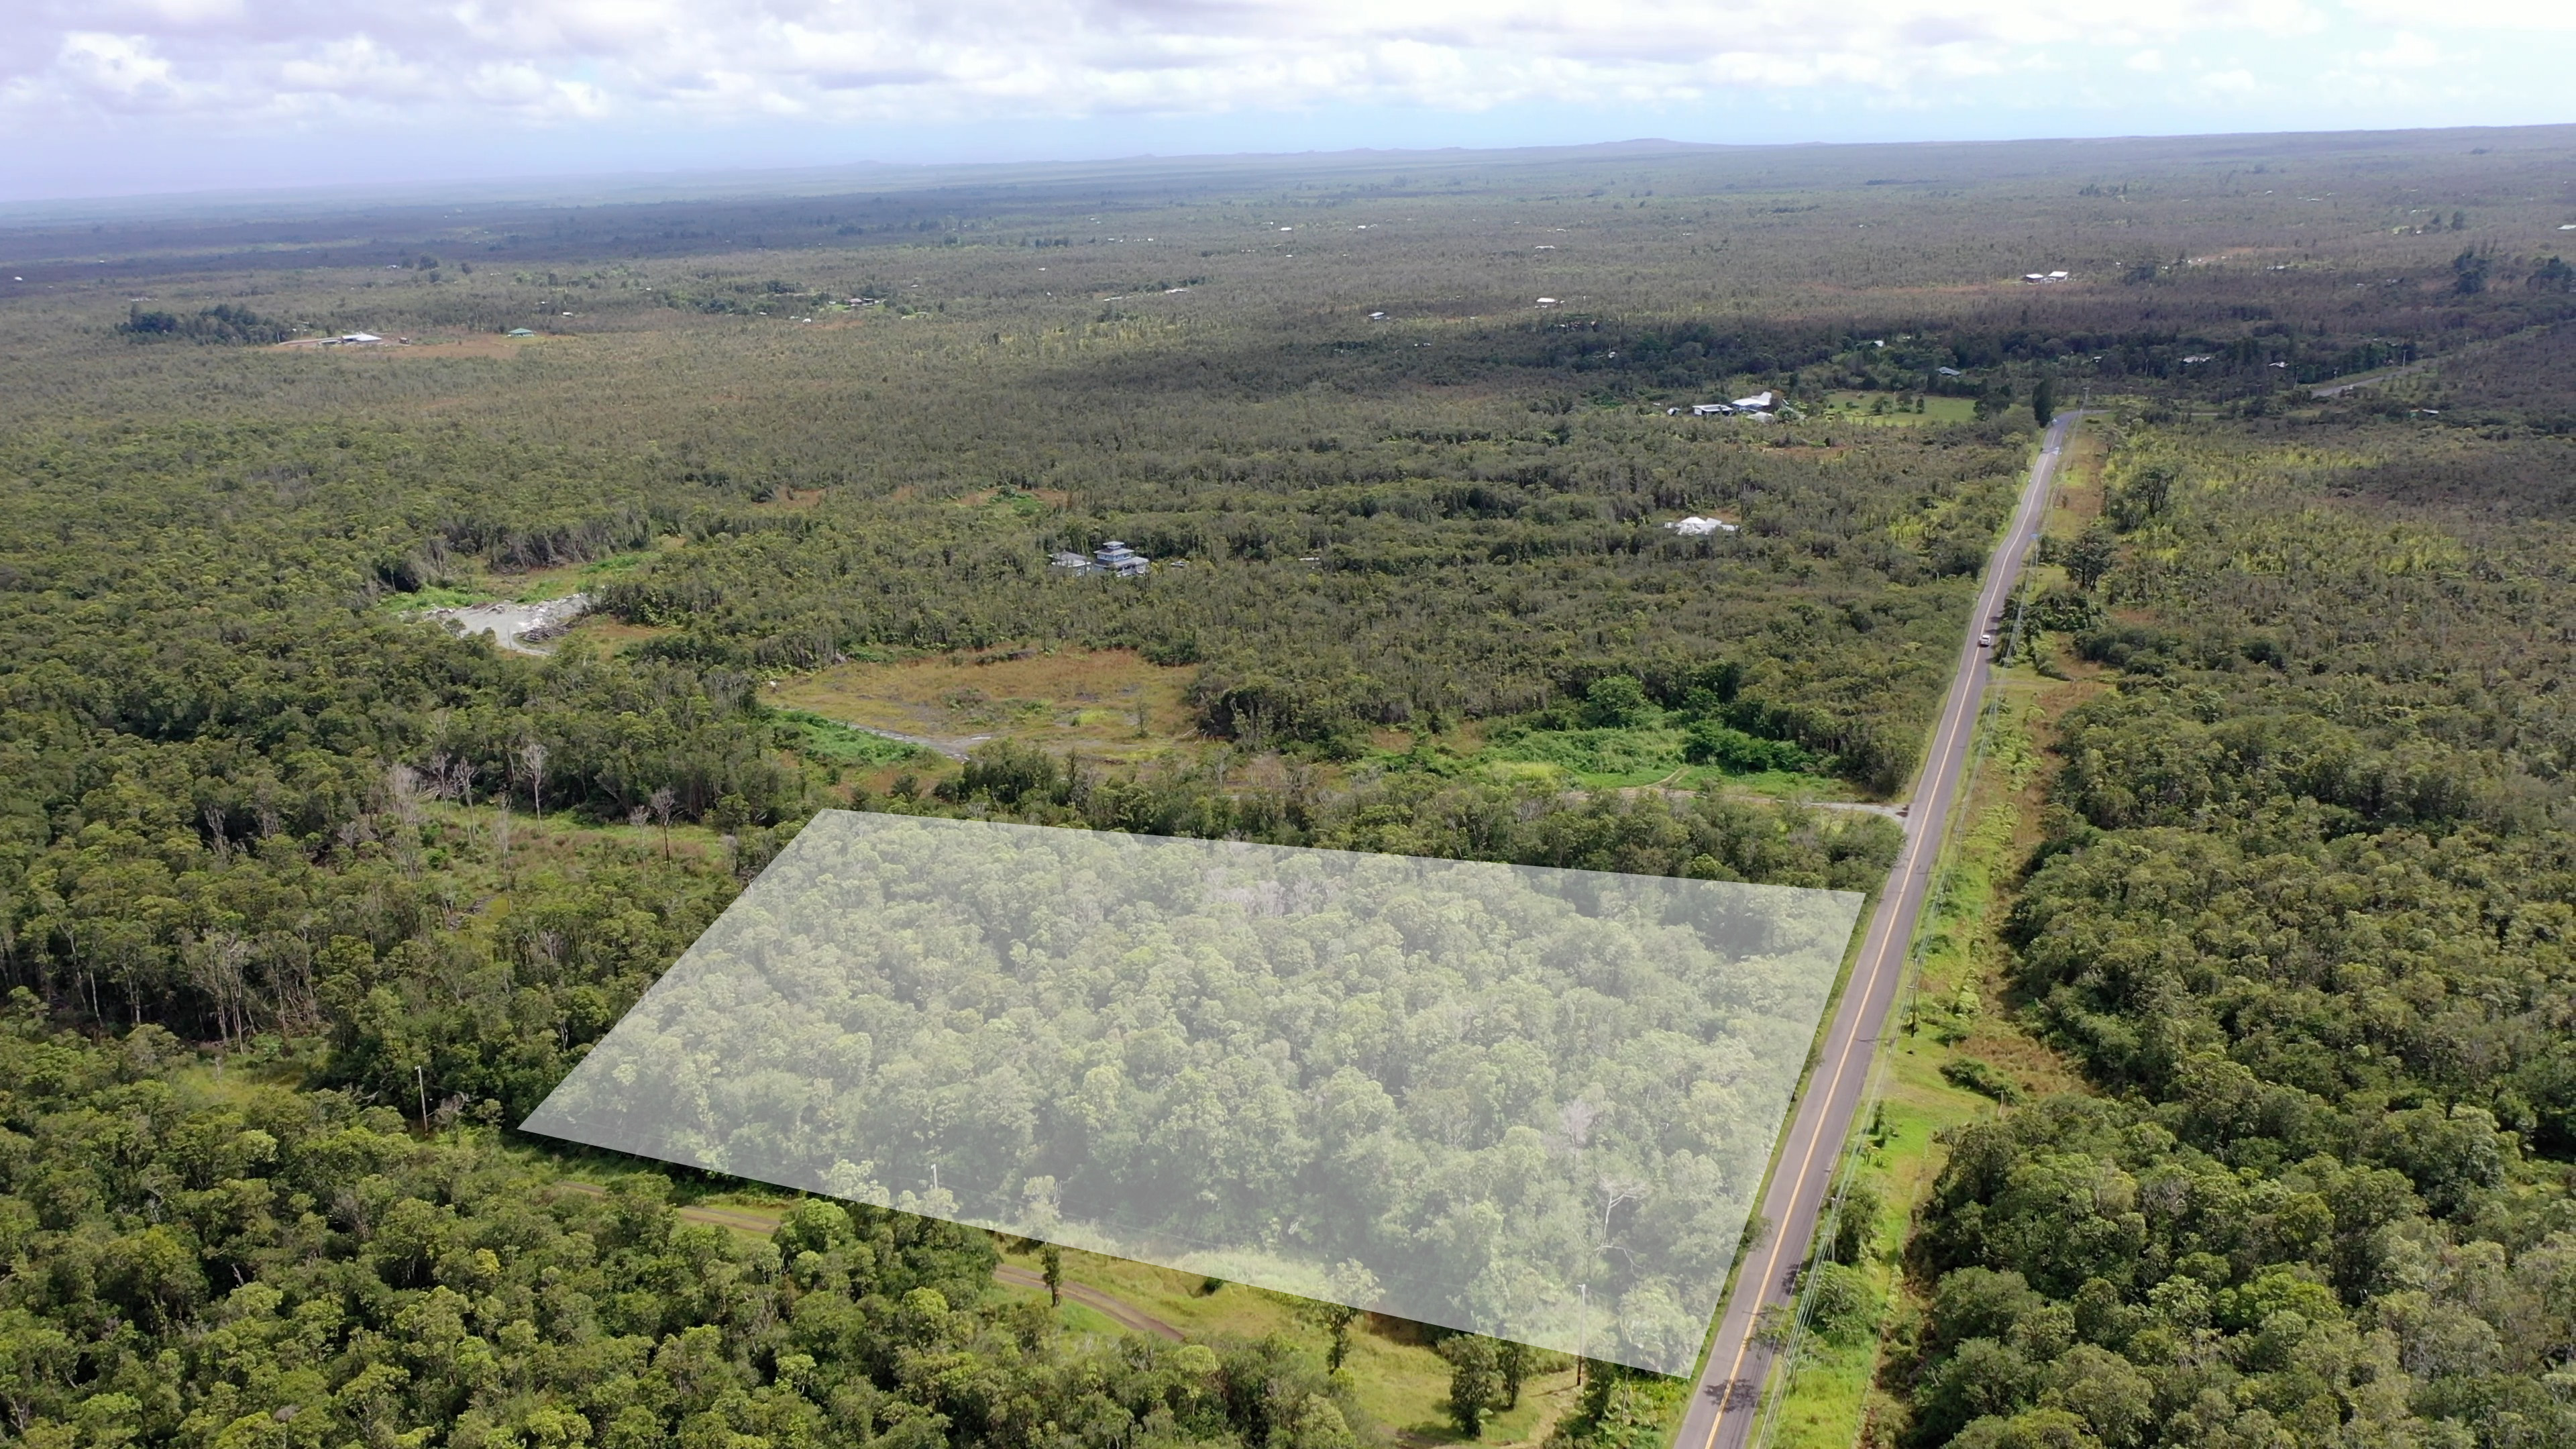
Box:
[522,810,1861,1373]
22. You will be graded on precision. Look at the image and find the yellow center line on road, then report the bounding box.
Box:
[1684,416,2074,1449]
[1696,652,1972,1449]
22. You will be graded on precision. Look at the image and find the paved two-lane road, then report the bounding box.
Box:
[1672,412,2081,1449]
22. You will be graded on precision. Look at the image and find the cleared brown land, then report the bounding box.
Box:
[771,647,1196,761]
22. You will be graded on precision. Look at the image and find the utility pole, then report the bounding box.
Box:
[1576,1284,1589,1389]
[416,1065,428,1132]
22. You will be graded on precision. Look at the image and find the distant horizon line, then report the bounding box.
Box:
[6,118,2572,225]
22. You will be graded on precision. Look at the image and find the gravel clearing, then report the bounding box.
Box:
[426,593,590,653]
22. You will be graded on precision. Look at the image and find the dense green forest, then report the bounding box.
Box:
[2,129,2573,1449]
[527,813,1859,1373]
[1894,396,2576,1446]
[0,1005,1372,1449]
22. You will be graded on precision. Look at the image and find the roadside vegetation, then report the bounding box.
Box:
[1,129,2571,1449]
[1876,400,2576,1446]
[1769,422,2120,1447]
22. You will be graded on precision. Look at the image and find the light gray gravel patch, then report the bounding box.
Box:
[426,592,590,653]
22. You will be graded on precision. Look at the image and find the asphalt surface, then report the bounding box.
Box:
[1672,412,2080,1449]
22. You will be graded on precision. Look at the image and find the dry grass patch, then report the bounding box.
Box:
[559,618,675,653]
[772,647,1197,761]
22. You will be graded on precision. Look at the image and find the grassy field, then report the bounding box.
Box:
[769,647,1198,764]
[994,1241,1583,1448]
[1814,392,1981,426]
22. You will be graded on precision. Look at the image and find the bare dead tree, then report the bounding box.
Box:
[517,739,550,820]
[384,763,428,826]
[184,930,251,1053]
[1597,1174,1648,1242]
[263,928,323,1035]
[649,786,678,861]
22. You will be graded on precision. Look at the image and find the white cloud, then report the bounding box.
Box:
[2355,31,2441,70]
[2338,0,2575,27]
[0,0,2413,132]
[56,32,181,101]
[0,0,2561,146]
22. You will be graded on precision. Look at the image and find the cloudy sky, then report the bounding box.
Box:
[5,0,2570,201]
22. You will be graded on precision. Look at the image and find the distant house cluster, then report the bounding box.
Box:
[1051,540,1151,577]
[1665,516,1740,536]
[1668,390,1779,419]
[2021,270,2073,284]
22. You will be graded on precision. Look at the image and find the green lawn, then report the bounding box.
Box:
[1812,392,1982,426]
[771,708,934,766]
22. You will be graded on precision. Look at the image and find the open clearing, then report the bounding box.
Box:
[769,647,1197,761]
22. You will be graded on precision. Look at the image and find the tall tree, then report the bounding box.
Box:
[1440,1336,1503,1437]
[2063,526,2118,592]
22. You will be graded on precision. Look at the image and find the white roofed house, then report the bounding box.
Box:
[1692,402,1734,417]
[1664,516,1739,536]
[1093,540,1150,576]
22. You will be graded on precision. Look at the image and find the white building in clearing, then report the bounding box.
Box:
[1665,517,1740,536]
[1731,390,1778,411]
